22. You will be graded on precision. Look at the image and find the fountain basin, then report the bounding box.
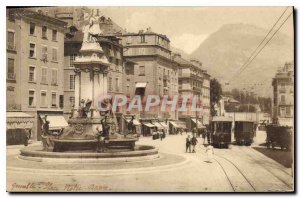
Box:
[19,145,159,163]
[52,138,137,152]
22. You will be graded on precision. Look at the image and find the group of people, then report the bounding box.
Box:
[185,129,214,163]
[152,130,166,141]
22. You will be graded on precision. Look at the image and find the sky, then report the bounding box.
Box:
[97,6,294,54]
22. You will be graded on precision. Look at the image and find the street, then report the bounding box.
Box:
[6,133,293,192]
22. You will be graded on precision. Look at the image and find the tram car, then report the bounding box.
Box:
[266,124,292,151]
[211,116,233,148]
[234,120,255,146]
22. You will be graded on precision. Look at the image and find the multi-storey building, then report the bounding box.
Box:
[120,29,179,120]
[202,70,211,125]
[6,8,67,141]
[174,54,210,130]
[272,62,294,127]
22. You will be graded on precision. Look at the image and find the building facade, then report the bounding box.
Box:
[120,29,179,120]
[175,54,211,130]
[272,62,294,127]
[6,8,67,141]
[202,70,211,125]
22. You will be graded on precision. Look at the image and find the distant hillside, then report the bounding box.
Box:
[191,23,294,97]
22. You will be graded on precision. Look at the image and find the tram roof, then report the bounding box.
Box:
[212,116,233,122]
[234,119,256,123]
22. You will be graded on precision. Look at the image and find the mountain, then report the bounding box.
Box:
[191,23,294,97]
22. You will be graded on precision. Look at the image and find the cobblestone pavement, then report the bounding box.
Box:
[6,133,294,192]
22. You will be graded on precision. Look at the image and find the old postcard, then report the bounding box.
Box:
[6,6,294,192]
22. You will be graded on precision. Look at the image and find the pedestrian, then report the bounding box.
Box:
[191,134,198,153]
[205,144,214,163]
[160,130,163,141]
[192,127,197,137]
[202,128,207,145]
[186,135,192,153]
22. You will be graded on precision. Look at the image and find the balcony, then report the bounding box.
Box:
[193,86,202,93]
[163,75,170,80]
[7,44,16,52]
[279,88,286,93]
[7,73,16,83]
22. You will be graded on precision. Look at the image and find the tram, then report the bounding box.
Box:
[211,116,233,148]
[234,120,256,146]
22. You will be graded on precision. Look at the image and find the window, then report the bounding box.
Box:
[8,10,15,22]
[7,31,15,50]
[41,46,48,61]
[280,95,285,104]
[126,85,130,95]
[139,66,145,76]
[29,43,36,58]
[108,77,112,91]
[30,23,35,35]
[51,92,57,107]
[51,69,58,85]
[70,54,77,67]
[116,78,119,92]
[69,96,75,107]
[28,90,35,107]
[41,67,47,83]
[52,48,57,61]
[42,26,47,39]
[28,66,35,82]
[7,58,15,80]
[140,35,146,43]
[40,91,47,107]
[126,36,132,44]
[59,95,64,109]
[286,107,291,116]
[52,30,57,41]
[70,75,75,89]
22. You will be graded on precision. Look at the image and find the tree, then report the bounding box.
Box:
[210,78,222,116]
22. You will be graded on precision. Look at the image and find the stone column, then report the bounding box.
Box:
[80,68,93,102]
[103,70,108,95]
[74,68,81,109]
[93,67,101,109]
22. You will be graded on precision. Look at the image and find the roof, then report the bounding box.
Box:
[8,8,67,27]
[122,32,170,42]
[212,116,233,122]
[7,112,34,118]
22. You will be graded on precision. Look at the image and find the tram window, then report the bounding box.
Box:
[243,123,253,132]
[216,123,222,132]
[223,123,231,133]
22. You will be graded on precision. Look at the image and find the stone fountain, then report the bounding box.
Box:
[19,10,158,162]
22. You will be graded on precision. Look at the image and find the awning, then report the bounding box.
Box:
[135,82,147,88]
[153,122,164,129]
[159,122,168,128]
[170,121,186,129]
[40,115,68,130]
[6,112,34,130]
[124,117,141,126]
[143,123,156,128]
[192,118,205,128]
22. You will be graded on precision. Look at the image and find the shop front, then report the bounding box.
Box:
[169,121,187,135]
[141,122,157,136]
[6,112,34,145]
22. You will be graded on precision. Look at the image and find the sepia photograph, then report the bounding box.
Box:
[5,5,294,192]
